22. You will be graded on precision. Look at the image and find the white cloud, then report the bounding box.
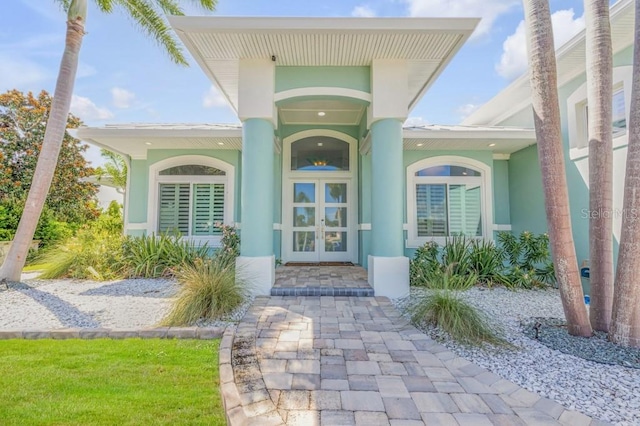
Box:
[111,87,136,109]
[404,116,429,127]
[496,9,585,80]
[403,0,519,38]
[202,85,227,108]
[457,103,479,119]
[0,54,49,91]
[70,95,114,121]
[352,5,376,18]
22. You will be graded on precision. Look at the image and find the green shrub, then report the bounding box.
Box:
[410,241,441,286]
[214,223,240,268]
[407,289,508,346]
[468,239,508,286]
[38,228,126,280]
[441,235,471,275]
[122,233,209,278]
[422,265,478,291]
[498,231,555,287]
[162,257,249,326]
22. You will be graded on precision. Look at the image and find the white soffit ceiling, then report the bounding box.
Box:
[169,16,478,113]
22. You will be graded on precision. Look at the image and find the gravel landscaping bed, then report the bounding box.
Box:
[0,277,252,330]
[394,286,640,425]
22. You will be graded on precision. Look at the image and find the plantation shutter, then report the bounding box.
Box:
[158,183,190,234]
[192,183,225,236]
[464,185,482,236]
[416,184,447,237]
[448,184,464,235]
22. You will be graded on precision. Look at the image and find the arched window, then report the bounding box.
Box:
[290,137,350,171]
[407,157,492,246]
[149,156,234,243]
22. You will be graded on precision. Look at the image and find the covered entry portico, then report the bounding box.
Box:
[168,16,479,297]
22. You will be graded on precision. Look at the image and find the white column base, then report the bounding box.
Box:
[368,255,409,299]
[235,255,275,296]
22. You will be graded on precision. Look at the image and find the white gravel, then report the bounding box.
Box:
[395,286,640,426]
[0,277,178,329]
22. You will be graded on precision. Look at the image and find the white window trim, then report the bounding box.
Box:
[147,155,235,246]
[406,156,493,248]
[567,66,632,160]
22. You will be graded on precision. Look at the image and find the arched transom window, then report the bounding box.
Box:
[407,157,492,246]
[149,156,234,242]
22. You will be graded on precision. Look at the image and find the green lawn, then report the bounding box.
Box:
[0,339,225,425]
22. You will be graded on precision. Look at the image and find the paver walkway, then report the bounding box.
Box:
[220,295,604,426]
[272,266,372,296]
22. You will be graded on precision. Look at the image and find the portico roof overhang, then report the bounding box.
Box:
[167,16,479,114]
[75,123,535,160]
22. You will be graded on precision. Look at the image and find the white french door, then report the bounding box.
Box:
[287,179,353,262]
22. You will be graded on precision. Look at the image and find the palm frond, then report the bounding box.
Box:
[113,0,188,66]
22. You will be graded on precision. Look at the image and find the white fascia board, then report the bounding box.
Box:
[76,127,242,139]
[402,129,536,140]
[408,28,475,111]
[168,16,479,34]
[464,0,633,126]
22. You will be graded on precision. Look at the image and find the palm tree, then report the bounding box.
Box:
[585,0,614,332]
[0,0,216,282]
[609,0,640,348]
[522,0,592,337]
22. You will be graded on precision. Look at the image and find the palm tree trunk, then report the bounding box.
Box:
[585,0,614,332]
[609,0,640,348]
[0,5,86,282]
[523,0,592,337]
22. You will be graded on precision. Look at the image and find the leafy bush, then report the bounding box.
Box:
[38,228,126,280]
[410,241,440,287]
[468,239,508,286]
[441,235,472,275]
[422,264,478,291]
[498,231,555,287]
[162,257,249,326]
[122,233,209,278]
[35,205,125,280]
[214,223,240,268]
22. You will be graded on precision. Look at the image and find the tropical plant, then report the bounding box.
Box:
[441,235,471,275]
[610,0,640,347]
[406,268,507,346]
[215,223,240,267]
[522,0,592,337]
[95,149,127,193]
[122,233,209,278]
[468,239,507,286]
[585,0,614,333]
[497,231,555,287]
[0,0,216,282]
[162,257,249,326]
[409,241,440,286]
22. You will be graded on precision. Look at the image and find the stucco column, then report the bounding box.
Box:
[240,118,274,256]
[236,117,276,295]
[371,118,404,257]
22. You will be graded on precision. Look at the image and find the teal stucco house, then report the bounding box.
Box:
[77,0,634,297]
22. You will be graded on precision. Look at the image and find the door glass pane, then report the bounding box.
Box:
[294,183,315,203]
[325,183,347,203]
[416,184,447,237]
[294,207,315,227]
[325,232,347,252]
[293,232,315,252]
[448,184,482,236]
[324,207,347,227]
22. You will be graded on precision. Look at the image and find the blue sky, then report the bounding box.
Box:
[1,0,588,164]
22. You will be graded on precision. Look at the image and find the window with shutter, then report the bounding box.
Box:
[192,183,225,236]
[409,159,487,244]
[158,183,190,234]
